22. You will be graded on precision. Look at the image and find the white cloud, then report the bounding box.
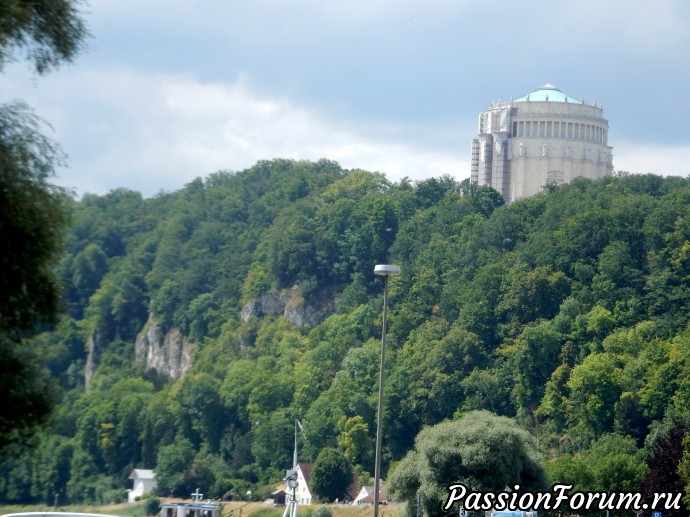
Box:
[9,64,689,198]
[613,141,690,177]
[3,67,466,196]
[2,0,688,198]
[4,64,687,199]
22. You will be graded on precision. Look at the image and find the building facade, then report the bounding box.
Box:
[127,469,156,503]
[285,463,313,505]
[470,84,613,202]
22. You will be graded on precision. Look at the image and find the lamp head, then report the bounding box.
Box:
[374,264,401,277]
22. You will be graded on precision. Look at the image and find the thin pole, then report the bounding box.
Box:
[373,275,390,517]
[293,420,298,470]
[283,421,299,517]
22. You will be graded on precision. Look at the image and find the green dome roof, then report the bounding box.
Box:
[513,83,582,103]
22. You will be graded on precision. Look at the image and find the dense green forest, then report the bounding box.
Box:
[4,160,690,511]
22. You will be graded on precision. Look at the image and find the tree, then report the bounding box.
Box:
[497,264,571,335]
[0,0,88,74]
[0,102,68,337]
[144,496,161,516]
[0,0,88,456]
[0,335,58,455]
[388,411,547,517]
[70,243,109,308]
[678,434,690,510]
[337,416,373,468]
[547,434,646,493]
[512,321,564,414]
[311,448,353,502]
[566,353,623,440]
[250,408,293,472]
[155,437,195,497]
[31,434,74,503]
[642,422,688,517]
[170,373,226,452]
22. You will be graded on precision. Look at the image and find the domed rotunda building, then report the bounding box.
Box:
[470,84,613,202]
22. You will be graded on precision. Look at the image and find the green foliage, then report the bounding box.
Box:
[679,434,690,509]
[311,506,333,517]
[170,373,225,451]
[496,264,570,336]
[388,411,547,517]
[250,408,293,473]
[0,0,87,455]
[641,422,687,517]
[0,0,88,74]
[155,437,195,497]
[248,509,283,517]
[0,337,58,454]
[10,166,690,505]
[0,102,68,337]
[144,496,161,516]
[337,416,373,468]
[310,448,353,502]
[567,353,623,440]
[546,434,646,492]
[511,321,564,414]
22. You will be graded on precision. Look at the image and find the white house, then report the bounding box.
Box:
[285,463,314,505]
[128,469,156,503]
[354,484,388,505]
[285,462,359,505]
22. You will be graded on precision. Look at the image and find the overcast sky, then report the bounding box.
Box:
[2,0,690,197]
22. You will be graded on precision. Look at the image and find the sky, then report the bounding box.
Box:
[2,0,690,198]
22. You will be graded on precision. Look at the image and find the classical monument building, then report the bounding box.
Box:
[470,83,613,202]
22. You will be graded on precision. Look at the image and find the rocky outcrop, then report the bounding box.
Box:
[241,288,336,327]
[87,289,334,383]
[135,316,194,379]
[240,292,291,322]
[85,325,107,390]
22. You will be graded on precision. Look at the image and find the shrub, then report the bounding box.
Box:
[311,506,333,517]
[144,496,161,516]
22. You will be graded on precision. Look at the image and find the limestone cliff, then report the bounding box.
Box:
[134,316,194,379]
[85,326,107,390]
[87,289,334,384]
[240,288,337,327]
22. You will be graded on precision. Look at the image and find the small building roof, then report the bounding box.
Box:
[355,484,389,503]
[297,463,313,486]
[129,469,156,480]
[513,83,582,103]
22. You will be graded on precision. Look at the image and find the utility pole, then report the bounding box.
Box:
[282,420,302,517]
[373,264,400,517]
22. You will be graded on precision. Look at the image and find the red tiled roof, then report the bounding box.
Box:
[298,462,360,502]
[298,463,313,487]
[357,485,389,503]
[344,473,359,501]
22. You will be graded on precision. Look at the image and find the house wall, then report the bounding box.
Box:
[128,475,156,503]
[286,464,313,505]
[296,474,312,504]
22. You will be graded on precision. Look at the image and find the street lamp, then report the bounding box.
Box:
[373,264,400,517]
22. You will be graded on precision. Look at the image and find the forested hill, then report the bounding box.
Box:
[4,159,690,505]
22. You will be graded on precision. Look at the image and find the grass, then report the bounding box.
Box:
[0,501,405,517]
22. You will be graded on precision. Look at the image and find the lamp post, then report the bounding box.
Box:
[373,264,400,517]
